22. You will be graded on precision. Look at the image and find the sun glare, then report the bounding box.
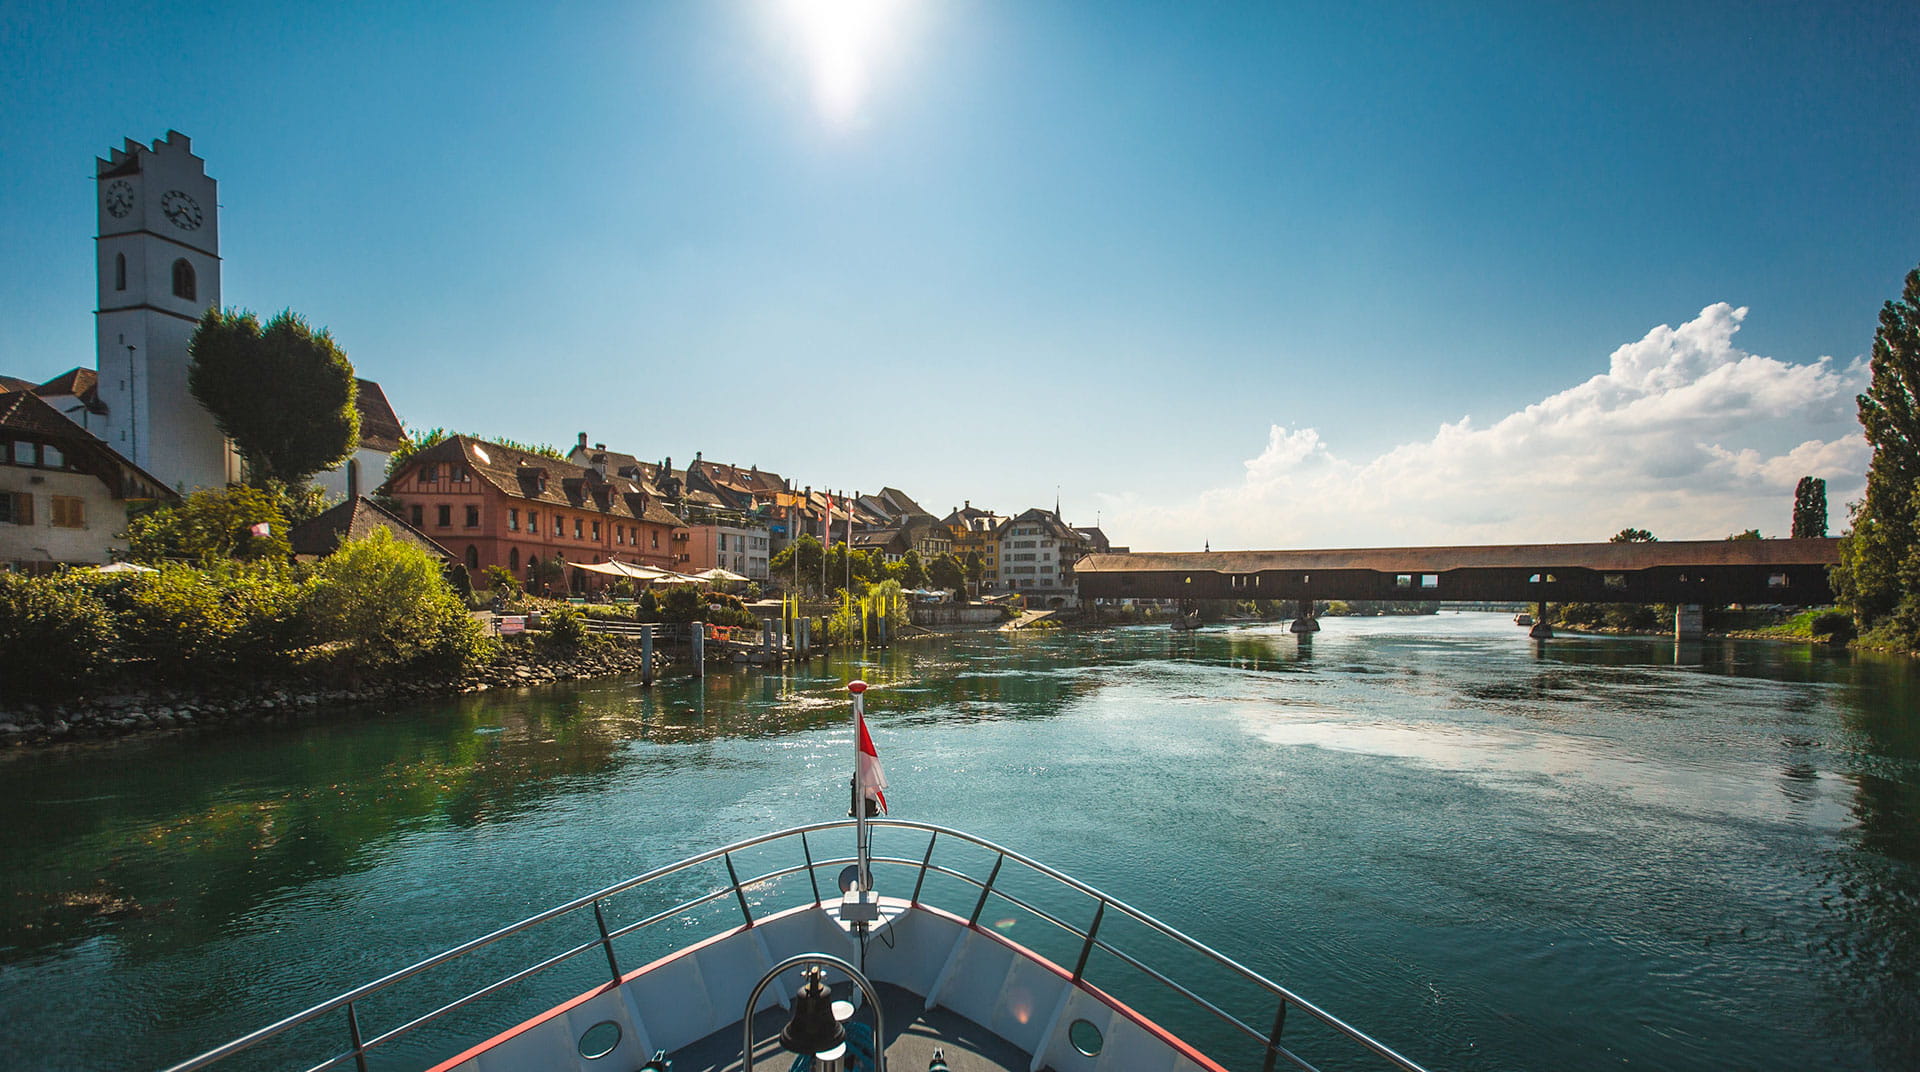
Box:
[777,0,909,129]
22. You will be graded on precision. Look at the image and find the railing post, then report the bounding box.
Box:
[724,852,755,926]
[345,1001,370,1072]
[593,900,623,984]
[910,833,939,905]
[1261,999,1289,1072]
[968,854,1004,927]
[1072,900,1106,983]
[801,831,822,904]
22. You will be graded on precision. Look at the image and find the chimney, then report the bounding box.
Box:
[577,432,588,450]
[595,442,606,451]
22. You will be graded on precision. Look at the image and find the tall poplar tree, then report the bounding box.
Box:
[189,308,359,488]
[1792,477,1828,538]
[1834,265,1920,643]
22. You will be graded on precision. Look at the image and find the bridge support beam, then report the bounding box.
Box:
[1289,599,1319,633]
[1675,604,1704,640]
[1528,600,1553,639]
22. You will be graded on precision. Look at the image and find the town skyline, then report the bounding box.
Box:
[5,2,1917,550]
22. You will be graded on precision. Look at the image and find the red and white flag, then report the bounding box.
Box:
[249,522,271,537]
[823,493,834,549]
[852,683,887,814]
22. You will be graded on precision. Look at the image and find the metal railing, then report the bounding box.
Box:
[159,820,1430,1072]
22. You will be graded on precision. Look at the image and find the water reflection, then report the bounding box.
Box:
[3,617,1918,1072]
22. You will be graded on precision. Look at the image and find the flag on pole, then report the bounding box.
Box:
[852,682,888,814]
[823,493,834,549]
[249,522,271,537]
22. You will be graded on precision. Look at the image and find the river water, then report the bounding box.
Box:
[2,613,1917,1071]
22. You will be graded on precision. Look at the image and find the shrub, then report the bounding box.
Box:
[483,565,523,600]
[300,528,493,673]
[1811,610,1857,644]
[656,585,707,622]
[0,571,115,698]
[541,604,589,647]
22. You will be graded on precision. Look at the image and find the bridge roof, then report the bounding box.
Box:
[1076,538,1841,574]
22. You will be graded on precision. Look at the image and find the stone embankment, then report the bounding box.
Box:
[0,639,670,750]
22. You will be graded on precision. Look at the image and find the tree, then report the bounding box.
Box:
[189,309,359,488]
[1610,528,1657,543]
[900,549,928,589]
[1834,264,1920,643]
[385,423,565,477]
[769,534,824,593]
[127,485,290,564]
[963,550,985,593]
[1792,477,1829,539]
[1727,529,1763,541]
[928,552,965,594]
[301,528,491,672]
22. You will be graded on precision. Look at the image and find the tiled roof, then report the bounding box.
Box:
[289,496,452,560]
[0,390,179,501]
[397,434,687,528]
[36,367,97,398]
[354,380,404,452]
[0,375,36,392]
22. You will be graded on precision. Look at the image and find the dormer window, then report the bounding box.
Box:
[171,259,196,301]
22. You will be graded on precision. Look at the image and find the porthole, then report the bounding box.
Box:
[1068,1018,1104,1056]
[578,1020,621,1060]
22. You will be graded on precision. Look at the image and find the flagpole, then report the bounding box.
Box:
[850,680,870,889]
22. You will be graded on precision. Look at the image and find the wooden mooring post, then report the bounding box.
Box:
[691,621,705,678]
[640,624,654,686]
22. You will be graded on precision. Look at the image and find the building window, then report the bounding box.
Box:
[115,253,127,291]
[466,545,480,570]
[451,465,469,483]
[465,505,480,528]
[0,492,31,525]
[573,518,582,539]
[42,445,65,469]
[652,531,660,549]
[509,548,520,569]
[171,258,196,301]
[528,511,538,533]
[436,504,451,527]
[591,520,601,540]
[409,504,423,527]
[422,463,438,484]
[50,496,85,528]
[554,516,564,536]
[508,509,519,532]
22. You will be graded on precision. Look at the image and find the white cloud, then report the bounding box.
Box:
[1105,303,1869,549]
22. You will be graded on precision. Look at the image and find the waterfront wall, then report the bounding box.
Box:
[911,604,1006,627]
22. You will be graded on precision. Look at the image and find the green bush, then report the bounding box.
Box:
[541,604,589,647]
[106,563,251,678]
[0,571,115,698]
[1811,610,1857,644]
[300,528,493,673]
[483,565,522,600]
[656,585,707,622]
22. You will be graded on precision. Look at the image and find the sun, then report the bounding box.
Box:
[775,0,911,129]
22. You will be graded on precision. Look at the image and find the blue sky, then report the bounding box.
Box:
[4,1,1916,548]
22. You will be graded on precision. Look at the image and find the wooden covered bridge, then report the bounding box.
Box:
[1073,538,1843,637]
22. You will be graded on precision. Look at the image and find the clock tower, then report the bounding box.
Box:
[95,130,236,492]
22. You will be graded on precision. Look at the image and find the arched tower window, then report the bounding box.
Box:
[346,459,360,499]
[115,253,127,291]
[171,259,196,301]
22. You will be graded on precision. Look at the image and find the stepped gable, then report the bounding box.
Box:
[353,380,404,452]
[289,496,451,561]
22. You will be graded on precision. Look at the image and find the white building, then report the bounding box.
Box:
[995,507,1090,607]
[95,131,238,493]
[2,390,178,569]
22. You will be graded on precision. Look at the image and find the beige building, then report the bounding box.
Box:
[1,390,177,569]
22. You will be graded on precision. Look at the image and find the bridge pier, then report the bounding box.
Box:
[1289,598,1319,634]
[1675,604,1704,640]
[1528,600,1553,639]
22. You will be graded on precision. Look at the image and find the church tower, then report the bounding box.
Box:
[95,131,236,492]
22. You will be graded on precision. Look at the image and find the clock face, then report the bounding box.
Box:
[161,189,203,230]
[104,180,134,218]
